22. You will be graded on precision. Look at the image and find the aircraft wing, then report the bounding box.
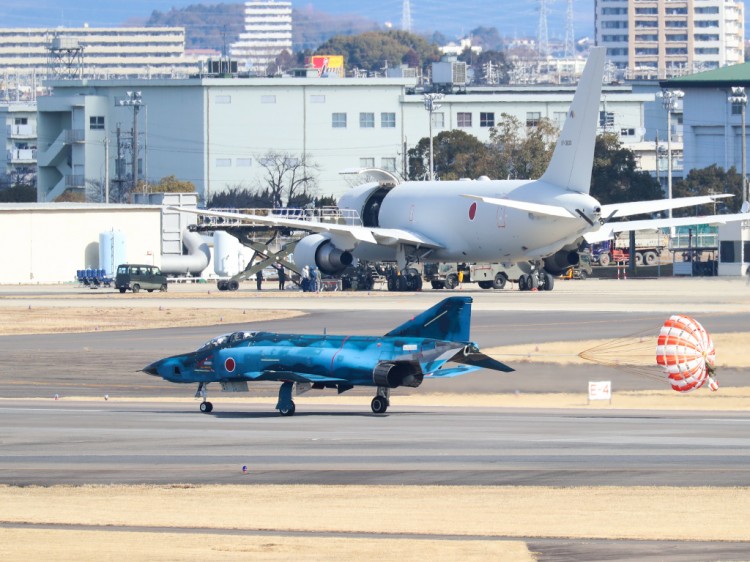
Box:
[599,194,732,219]
[584,211,750,243]
[168,206,444,250]
[242,370,350,384]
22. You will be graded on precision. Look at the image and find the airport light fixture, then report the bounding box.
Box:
[729,87,748,208]
[658,89,683,227]
[117,91,144,193]
[423,93,443,181]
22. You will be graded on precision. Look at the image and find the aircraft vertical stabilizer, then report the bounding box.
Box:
[539,47,606,195]
[385,296,472,342]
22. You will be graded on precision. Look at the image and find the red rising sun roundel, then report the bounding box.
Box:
[225,357,236,372]
[469,201,477,220]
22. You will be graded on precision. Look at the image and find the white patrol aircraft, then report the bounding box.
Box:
[176,47,748,291]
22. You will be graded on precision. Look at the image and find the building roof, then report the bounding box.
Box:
[660,62,750,89]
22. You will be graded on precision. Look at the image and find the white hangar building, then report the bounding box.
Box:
[35,75,652,203]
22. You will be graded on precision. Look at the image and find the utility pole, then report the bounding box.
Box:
[423,93,443,181]
[103,136,109,203]
[116,91,144,195]
[659,89,684,233]
[730,87,748,207]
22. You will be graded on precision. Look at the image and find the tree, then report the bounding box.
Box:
[151,175,197,193]
[407,129,497,181]
[256,152,320,207]
[673,164,743,215]
[590,133,662,206]
[207,185,274,209]
[0,183,36,202]
[315,30,441,73]
[488,114,558,179]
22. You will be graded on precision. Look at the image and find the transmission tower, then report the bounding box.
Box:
[564,0,575,58]
[537,0,549,59]
[401,0,412,33]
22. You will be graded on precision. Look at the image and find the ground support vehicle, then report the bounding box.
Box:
[424,262,554,291]
[115,264,167,293]
[591,230,669,267]
[560,251,593,280]
[76,268,113,289]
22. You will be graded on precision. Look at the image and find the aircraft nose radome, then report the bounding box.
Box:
[142,362,161,376]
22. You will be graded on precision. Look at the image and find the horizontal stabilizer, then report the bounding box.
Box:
[427,365,481,378]
[599,194,733,219]
[462,194,577,219]
[452,351,515,373]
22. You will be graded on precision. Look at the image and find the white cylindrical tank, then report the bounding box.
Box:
[99,230,127,276]
[213,231,242,277]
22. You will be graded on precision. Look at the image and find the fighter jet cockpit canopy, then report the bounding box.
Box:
[197,331,257,351]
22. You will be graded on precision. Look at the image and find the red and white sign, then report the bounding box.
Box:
[588,380,611,401]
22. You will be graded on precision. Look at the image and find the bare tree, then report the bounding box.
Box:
[256,151,320,207]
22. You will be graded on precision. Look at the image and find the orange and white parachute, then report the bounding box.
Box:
[656,315,717,393]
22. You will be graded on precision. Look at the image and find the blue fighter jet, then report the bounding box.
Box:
[143,296,513,415]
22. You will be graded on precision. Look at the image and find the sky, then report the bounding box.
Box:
[0,0,597,40]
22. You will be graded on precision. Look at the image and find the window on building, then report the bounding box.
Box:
[634,20,658,28]
[216,158,231,167]
[599,111,615,128]
[310,95,325,103]
[694,34,720,42]
[695,47,720,55]
[526,112,541,128]
[695,20,719,28]
[635,7,658,14]
[665,7,687,15]
[666,34,688,42]
[14,117,28,125]
[603,21,628,28]
[237,158,252,167]
[360,112,375,128]
[665,20,688,28]
[607,48,628,56]
[360,157,375,167]
[636,34,659,41]
[381,112,396,128]
[620,128,636,136]
[601,7,628,14]
[457,112,472,127]
[696,7,719,14]
[261,95,276,103]
[89,116,105,130]
[332,112,347,128]
[381,157,397,172]
[432,112,445,129]
[666,48,688,55]
[480,112,495,127]
[636,48,659,55]
[553,111,567,128]
[745,242,750,263]
[732,102,744,115]
[720,241,740,262]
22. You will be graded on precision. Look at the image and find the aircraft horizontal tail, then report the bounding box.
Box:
[385,297,472,342]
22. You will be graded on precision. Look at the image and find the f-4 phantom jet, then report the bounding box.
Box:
[143,297,513,415]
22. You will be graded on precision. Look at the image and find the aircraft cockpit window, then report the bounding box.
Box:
[228,331,257,345]
[198,334,230,351]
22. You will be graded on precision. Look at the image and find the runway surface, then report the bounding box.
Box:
[2,400,749,487]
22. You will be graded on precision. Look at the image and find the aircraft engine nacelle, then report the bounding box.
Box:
[372,361,424,388]
[293,233,354,275]
[543,248,580,275]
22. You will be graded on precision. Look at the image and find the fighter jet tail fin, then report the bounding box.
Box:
[385,296,472,342]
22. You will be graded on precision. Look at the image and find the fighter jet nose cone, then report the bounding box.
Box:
[142,363,160,376]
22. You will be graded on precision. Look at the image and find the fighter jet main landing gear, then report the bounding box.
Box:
[276,381,296,416]
[196,382,213,413]
[371,387,390,414]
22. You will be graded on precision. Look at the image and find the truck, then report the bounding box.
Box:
[591,229,669,267]
[424,262,527,290]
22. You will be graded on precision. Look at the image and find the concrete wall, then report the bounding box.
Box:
[0,204,162,284]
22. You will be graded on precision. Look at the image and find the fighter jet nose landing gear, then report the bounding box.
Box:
[196,382,213,413]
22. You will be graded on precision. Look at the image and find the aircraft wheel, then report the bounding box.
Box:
[228,280,240,291]
[528,274,539,290]
[518,275,528,291]
[397,275,408,291]
[387,277,397,291]
[493,272,507,290]
[279,402,296,416]
[371,396,389,414]
[200,401,213,413]
[543,272,555,291]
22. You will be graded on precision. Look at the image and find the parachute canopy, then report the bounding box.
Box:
[656,315,716,393]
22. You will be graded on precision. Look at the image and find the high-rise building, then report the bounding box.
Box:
[595,0,744,80]
[230,1,293,74]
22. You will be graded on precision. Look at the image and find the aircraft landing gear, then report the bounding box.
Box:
[195,382,213,413]
[276,381,296,416]
[519,267,555,291]
[371,387,390,414]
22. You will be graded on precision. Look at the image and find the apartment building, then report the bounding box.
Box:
[595,0,744,79]
[230,1,293,74]
[0,102,36,184]
[0,27,200,78]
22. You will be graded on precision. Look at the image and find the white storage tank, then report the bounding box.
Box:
[213,231,242,277]
[99,229,127,276]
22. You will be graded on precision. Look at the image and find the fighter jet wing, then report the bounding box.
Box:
[241,370,350,384]
[584,211,750,243]
[168,206,444,250]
